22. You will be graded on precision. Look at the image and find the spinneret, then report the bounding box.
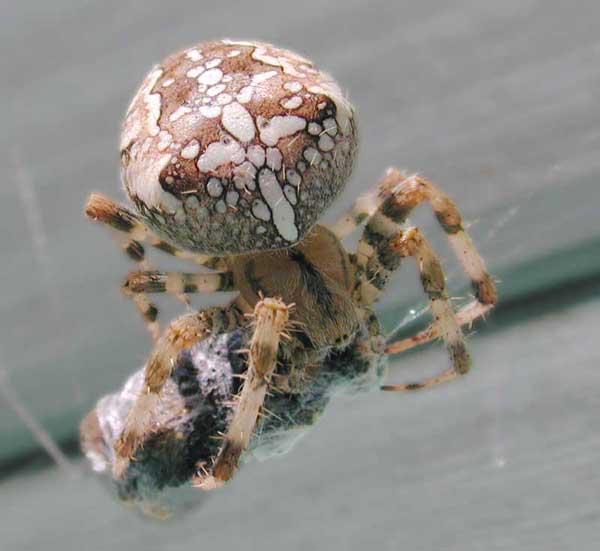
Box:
[121,40,357,255]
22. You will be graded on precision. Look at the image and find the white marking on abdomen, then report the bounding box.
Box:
[186,49,203,61]
[258,168,298,242]
[144,68,163,136]
[258,115,306,147]
[251,70,278,85]
[197,139,244,172]
[169,105,192,122]
[181,139,200,159]
[221,102,256,142]
[198,68,223,85]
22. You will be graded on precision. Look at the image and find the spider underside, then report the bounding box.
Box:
[83,169,497,494]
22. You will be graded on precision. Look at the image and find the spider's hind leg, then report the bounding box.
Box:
[352,169,498,391]
[194,297,291,489]
[356,223,472,390]
[385,301,493,357]
[383,170,496,305]
[380,228,470,391]
[351,169,498,374]
[328,186,381,240]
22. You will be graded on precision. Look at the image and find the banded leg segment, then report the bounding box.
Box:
[196,298,290,489]
[85,196,162,340]
[125,291,161,342]
[85,193,224,269]
[328,168,434,240]
[354,169,497,308]
[123,270,235,295]
[329,187,381,240]
[86,192,227,338]
[381,228,470,390]
[386,301,493,356]
[113,305,244,478]
[121,270,235,338]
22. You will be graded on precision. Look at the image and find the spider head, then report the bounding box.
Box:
[120,39,358,256]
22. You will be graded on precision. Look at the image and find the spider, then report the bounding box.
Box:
[83,39,497,493]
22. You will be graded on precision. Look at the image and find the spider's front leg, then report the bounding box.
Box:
[195,297,290,489]
[85,193,223,268]
[85,193,225,340]
[113,304,244,478]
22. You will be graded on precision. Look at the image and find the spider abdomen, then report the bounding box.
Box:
[121,40,358,255]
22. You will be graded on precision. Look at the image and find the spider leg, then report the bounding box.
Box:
[194,297,290,489]
[85,193,224,269]
[121,270,236,341]
[123,270,235,296]
[126,288,161,342]
[85,194,161,338]
[113,305,244,478]
[328,186,381,240]
[385,301,493,355]
[355,169,497,307]
[378,228,471,390]
[86,193,227,339]
[351,171,498,390]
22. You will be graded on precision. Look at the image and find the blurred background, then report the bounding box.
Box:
[1,0,599,549]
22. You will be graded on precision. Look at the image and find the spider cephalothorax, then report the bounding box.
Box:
[83,39,497,500]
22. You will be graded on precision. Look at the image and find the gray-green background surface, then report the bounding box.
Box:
[1,1,599,549]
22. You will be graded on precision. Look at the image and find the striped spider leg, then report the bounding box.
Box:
[332,168,497,391]
[123,269,234,301]
[113,304,244,478]
[85,193,225,340]
[194,297,291,489]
